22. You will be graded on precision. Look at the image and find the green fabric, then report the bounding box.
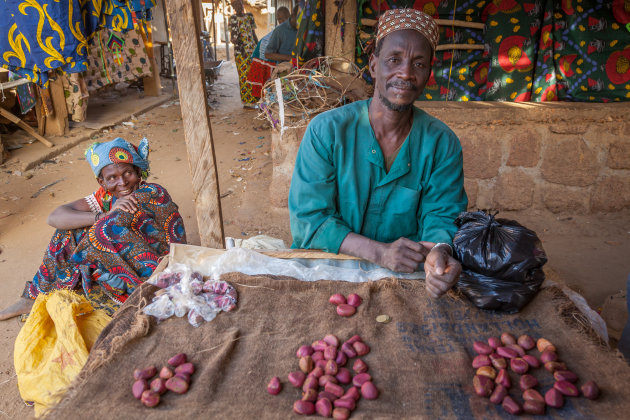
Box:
[289,99,468,254]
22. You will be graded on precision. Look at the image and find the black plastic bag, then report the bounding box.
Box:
[452,211,547,313]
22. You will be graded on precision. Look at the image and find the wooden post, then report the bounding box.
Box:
[165,0,225,249]
[44,75,69,137]
[324,0,356,61]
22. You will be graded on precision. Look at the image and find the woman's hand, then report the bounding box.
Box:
[110,194,139,213]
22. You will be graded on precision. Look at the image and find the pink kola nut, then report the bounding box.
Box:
[309,366,325,378]
[319,375,338,387]
[335,350,347,367]
[150,378,167,395]
[375,8,439,52]
[288,371,306,387]
[132,379,148,399]
[175,362,195,375]
[333,408,350,420]
[336,304,356,317]
[324,346,337,361]
[352,358,368,373]
[159,366,173,379]
[352,372,372,387]
[267,376,282,395]
[316,398,333,417]
[472,355,491,369]
[361,381,379,400]
[343,386,361,401]
[315,359,327,370]
[293,400,315,415]
[323,334,340,348]
[346,293,362,307]
[329,293,346,305]
[296,345,314,358]
[325,360,339,376]
[167,353,187,367]
[341,342,357,358]
[346,335,362,344]
[334,397,356,411]
[312,351,324,362]
[312,340,328,352]
[352,341,370,356]
[302,388,318,402]
[325,382,345,398]
[336,368,352,384]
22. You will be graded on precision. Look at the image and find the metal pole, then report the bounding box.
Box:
[212,0,217,59]
[221,0,230,61]
[160,0,176,95]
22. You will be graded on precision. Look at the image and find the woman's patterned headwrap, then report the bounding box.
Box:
[85,137,150,179]
[375,9,439,53]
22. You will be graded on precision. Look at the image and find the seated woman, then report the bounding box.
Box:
[0,137,187,320]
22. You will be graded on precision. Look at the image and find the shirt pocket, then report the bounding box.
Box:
[382,185,422,239]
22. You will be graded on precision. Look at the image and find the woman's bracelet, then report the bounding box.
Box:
[95,212,103,223]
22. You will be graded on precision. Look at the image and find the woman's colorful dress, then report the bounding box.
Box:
[23,183,186,315]
[229,13,258,106]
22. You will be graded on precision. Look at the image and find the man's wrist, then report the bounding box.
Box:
[433,242,453,256]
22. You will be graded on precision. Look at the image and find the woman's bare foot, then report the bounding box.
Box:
[0,298,34,321]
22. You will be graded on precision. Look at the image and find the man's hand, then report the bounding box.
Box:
[422,243,462,299]
[376,237,428,273]
[110,194,138,214]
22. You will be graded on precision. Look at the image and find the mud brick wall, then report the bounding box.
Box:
[270,102,630,214]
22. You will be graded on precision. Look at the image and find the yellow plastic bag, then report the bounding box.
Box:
[14,290,111,417]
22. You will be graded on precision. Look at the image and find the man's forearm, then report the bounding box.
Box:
[339,232,383,265]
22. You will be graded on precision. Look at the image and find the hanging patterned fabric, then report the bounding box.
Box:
[355,0,629,102]
[0,0,155,86]
[294,0,325,66]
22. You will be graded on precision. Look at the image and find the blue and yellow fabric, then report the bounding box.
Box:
[85,136,150,178]
[0,0,155,86]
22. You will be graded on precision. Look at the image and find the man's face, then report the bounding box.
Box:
[369,30,433,112]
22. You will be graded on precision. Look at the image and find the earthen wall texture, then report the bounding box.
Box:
[271,103,630,214]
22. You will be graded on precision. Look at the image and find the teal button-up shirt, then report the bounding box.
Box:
[289,99,467,254]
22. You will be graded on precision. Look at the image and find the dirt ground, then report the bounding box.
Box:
[0,61,628,418]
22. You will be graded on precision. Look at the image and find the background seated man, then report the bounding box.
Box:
[264,6,298,63]
[289,9,467,299]
[255,6,290,62]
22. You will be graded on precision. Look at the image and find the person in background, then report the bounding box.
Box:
[619,274,630,362]
[289,9,467,299]
[246,6,290,99]
[264,6,298,63]
[0,137,187,320]
[229,0,258,108]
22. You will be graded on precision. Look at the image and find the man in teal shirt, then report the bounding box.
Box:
[288,9,467,299]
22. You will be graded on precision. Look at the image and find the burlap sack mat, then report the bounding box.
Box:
[46,275,630,419]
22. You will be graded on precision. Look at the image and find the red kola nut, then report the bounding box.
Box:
[134,366,157,380]
[309,366,325,379]
[167,353,187,367]
[361,381,379,400]
[353,358,368,374]
[523,389,545,403]
[141,390,160,408]
[522,354,540,368]
[296,345,314,358]
[352,372,372,387]
[545,361,567,373]
[545,388,565,408]
[325,360,339,376]
[334,397,356,411]
[323,334,340,348]
[332,408,350,420]
[510,357,529,375]
[165,376,189,394]
[299,356,314,373]
[495,369,511,389]
[324,346,337,361]
[318,391,337,402]
[537,338,556,353]
[487,336,501,349]
[496,346,518,359]
[517,335,535,350]
[347,293,362,308]
[476,366,496,380]
[159,366,173,380]
[329,293,346,305]
[507,344,525,357]
[302,388,318,402]
[540,350,558,364]
[554,370,578,383]
[288,371,306,388]
[312,340,328,352]
[303,376,319,392]
[325,382,345,398]
[554,380,579,397]
[489,384,507,405]
[293,400,315,415]
[353,341,370,357]
[319,375,338,387]
[315,398,333,417]
[343,386,361,401]
[500,332,516,346]
[519,374,539,391]
[150,378,167,395]
[581,380,600,400]
[266,376,282,395]
[315,360,327,370]
[175,362,195,376]
[473,341,493,356]
[335,368,352,384]
[489,354,507,370]
[175,372,190,382]
[502,395,522,415]
[312,351,325,362]
[335,351,347,367]
[132,379,148,399]
[346,335,362,345]
[523,399,545,415]
[472,355,491,369]
[337,304,356,317]
[341,343,357,358]
[473,375,494,397]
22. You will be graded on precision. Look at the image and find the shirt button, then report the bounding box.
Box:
[372,150,376,154]
[408,163,411,167]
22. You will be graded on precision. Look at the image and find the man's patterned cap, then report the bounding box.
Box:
[375,8,439,52]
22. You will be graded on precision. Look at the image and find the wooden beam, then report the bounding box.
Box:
[325,0,356,61]
[44,75,69,137]
[361,18,485,30]
[0,107,54,148]
[165,0,225,249]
